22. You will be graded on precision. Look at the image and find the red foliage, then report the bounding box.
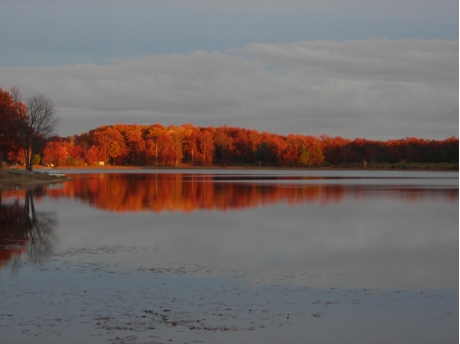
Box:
[19,121,456,168]
[0,88,25,163]
[42,141,68,166]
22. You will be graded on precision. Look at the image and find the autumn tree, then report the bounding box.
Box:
[214,126,232,165]
[178,124,196,163]
[0,88,24,166]
[230,128,260,164]
[298,146,311,166]
[69,144,85,166]
[188,130,200,165]
[308,141,325,166]
[42,141,68,166]
[156,133,176,165]
[86,145,101,166]
[167,125,184,166]
[144,124,167,165]
[123,125,147,165]
[254,132,286,166]
[197,128,215,166]
[91,126,127,165]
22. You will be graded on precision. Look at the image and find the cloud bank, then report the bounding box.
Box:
[1,38,458,139]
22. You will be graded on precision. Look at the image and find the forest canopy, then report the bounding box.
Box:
[5,122,458,169]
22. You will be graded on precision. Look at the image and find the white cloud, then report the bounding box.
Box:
[1,39,457,139]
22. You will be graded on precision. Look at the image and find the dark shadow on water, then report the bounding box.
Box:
[0,186,57,271]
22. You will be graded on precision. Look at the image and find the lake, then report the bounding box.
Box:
[1,169,458,344]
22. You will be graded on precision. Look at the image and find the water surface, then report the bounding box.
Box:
[1,170,458,343]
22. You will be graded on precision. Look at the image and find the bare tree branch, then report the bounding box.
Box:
[9,86,22,103]
[14,90,61,171]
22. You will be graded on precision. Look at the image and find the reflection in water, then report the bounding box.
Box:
[0,187,57,270]
[0,172,458,344]
[45,173,457,213]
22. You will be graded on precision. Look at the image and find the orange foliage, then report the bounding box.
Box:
[0,88,25,163]
[16,121,457,168]
[42,141,68,166]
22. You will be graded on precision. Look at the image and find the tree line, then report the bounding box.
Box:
[35,124,460,168]
[1,87,458,169]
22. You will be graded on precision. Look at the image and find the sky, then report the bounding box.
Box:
[0,0,458,140]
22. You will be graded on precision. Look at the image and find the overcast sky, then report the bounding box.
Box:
[0,0,458,139]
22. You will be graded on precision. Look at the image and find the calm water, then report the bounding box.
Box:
[1,169,458,344]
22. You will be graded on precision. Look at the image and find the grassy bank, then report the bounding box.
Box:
[0,169,70,190]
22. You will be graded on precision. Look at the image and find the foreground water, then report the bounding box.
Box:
[1,169,458,344]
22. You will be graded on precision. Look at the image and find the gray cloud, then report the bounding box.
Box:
[1,39,457,139]
[234,39,458,85]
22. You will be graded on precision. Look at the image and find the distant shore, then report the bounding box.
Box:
[39,162,458,172]
[1,163,457,190]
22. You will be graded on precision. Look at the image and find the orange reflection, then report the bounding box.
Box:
[1,174,457,266]
[46,173,457,213]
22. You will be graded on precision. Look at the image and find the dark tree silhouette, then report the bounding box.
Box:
[10,87,60,171]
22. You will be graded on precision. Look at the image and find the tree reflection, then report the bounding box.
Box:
[0,187,56,271]
[45,173,458,213]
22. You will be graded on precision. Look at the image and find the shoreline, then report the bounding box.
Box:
[36,163,458,172]
[0,169,72,190]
